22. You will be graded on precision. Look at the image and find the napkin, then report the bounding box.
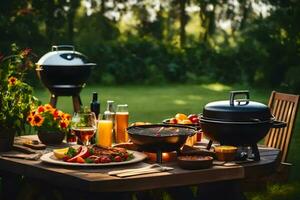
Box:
[0,152,42,160]
[108,164,174,178]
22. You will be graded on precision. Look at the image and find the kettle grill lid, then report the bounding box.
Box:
[36,45,94,66]
[202,91,272,122]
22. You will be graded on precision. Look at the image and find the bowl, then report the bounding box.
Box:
[214,146,237,161]
[177,155,213,170]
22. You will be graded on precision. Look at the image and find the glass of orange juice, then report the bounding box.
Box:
[96,115,113,147]
[115,104,129,143]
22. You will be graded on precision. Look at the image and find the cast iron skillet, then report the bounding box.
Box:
[127,124,197,153]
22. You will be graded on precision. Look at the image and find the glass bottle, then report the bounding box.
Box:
[90,92,100,120]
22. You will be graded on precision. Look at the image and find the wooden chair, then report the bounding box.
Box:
[264,91,299,163]
[242,91,299,191]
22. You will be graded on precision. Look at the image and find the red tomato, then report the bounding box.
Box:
[123,152,129,160]
[62,156,70,162]
[188,114,199,124]
[114,155,122,162]
[100,156,111,163]
[169,118,178,124]
[76,156,85,163]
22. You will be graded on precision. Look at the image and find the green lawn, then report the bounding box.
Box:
[34,83,271,123]
[34,83,300,198]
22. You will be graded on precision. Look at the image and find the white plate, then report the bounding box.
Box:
[40,150,147,167]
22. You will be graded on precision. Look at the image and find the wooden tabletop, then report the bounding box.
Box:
[0,136,280,193]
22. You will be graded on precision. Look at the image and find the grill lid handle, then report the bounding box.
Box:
[230,90,250,106]
[52,45,75,52]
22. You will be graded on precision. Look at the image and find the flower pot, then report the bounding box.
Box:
[0,128,15,152]
[37,131,65,145]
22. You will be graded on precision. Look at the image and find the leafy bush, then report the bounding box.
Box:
[77,37,190,85]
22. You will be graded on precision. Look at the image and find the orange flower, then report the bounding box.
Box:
[32,114,44,127]
[8,76,17,86]
[53,109,59,119]
[59,120,68,129]
[62,113,71,121]
[37,105,45,113]
[27,114,33,123]
[44,104,53,112]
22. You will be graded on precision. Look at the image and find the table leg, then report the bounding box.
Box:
[167,186,196,200]
[197,180,247,200]
[61,189,133,200]
[0,171,23,200]
[135,189,164,200]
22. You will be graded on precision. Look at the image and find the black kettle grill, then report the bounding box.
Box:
[36,45,96,111]
[200,90,286,161]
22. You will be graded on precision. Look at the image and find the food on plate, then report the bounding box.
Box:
[175,113,188,121]
[180,119,193,125]
[169,118,178,124]
[167,113,200,125]
[130,122,151,126]
[178,155,213,161]
[52,145,134,164]
[177,155,213,170]
[214,146,237,161]
[53,147,69,159]
[188,114,199,124]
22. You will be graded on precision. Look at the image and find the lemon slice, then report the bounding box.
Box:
[53,147,69,159]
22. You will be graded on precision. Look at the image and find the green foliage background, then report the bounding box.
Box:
[0,0,299,92]
[0,0,300,92]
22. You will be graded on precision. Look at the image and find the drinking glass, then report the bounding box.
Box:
[96,114,113,147]
[115,104,129,143]
[71,112,97,146]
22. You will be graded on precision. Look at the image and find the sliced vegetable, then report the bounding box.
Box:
[66,146,79,158]
[76,156,85,163]
[67,146,90,162]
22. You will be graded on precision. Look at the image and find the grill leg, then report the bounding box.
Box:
[156,150,163,163]
[72,95,82,112]
[251,144,260,161]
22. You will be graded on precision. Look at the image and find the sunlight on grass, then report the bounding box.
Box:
[173,99,187,105]
[201,83,232,92]
[187,95,203,100]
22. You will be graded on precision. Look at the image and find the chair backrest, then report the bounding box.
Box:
[264,91,299,162]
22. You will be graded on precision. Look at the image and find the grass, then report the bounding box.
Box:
[33,83,300,199]
[34,83,270,123]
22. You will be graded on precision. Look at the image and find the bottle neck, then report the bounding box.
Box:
[92,92,98,102]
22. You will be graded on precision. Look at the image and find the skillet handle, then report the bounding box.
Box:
[272,120,286,128]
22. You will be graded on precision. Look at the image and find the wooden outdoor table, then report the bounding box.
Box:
[0,136,281,200]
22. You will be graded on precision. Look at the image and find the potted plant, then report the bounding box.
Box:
[0,44,38,151]
[27,104,71,145]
